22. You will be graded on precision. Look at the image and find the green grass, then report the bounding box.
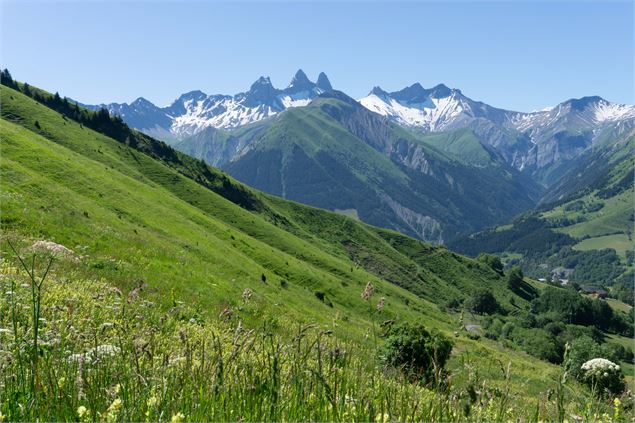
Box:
[0,84,628,421]
[574,234,634,259]
[604,298,634,314]
[553,191,633,240]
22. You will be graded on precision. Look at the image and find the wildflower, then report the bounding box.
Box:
[0,410,5,422]
[171,412,186,423]
[581,358,620,379]
[31,240,75,258]
[106,398,122,422]
[147,396,158,407]
[242,288,252,302]
[375,412,389,423]
[613,398,621,407]
[219,307,233,320]
[77,406,88,419]
[376,296,385,311]
[361,282,375,301]
[108,398,122,411]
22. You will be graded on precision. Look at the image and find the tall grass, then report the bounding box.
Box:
[0,240,629,422]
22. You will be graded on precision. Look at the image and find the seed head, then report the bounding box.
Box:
[361,282,375,301]
[376,296,385,311]
[242,288,253,302]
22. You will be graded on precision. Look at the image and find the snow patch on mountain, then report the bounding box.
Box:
[592,100,635,122]
[359,89,468,131]
[87,70,332,140]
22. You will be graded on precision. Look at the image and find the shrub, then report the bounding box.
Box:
[444,297,462,310]
[466,289,500,315]
[477,253,503,274]
[580,358,625,396]
[507,266,524,291]
[566,336,605,380]
[522,329,562,363]
[381,323,453,385]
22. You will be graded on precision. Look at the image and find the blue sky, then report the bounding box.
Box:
[1,1,633,111]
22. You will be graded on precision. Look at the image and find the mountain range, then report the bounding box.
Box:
[79,69,635,243]
[82,69,332,142]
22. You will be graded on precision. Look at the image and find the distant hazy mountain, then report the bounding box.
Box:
[82,69,332,142]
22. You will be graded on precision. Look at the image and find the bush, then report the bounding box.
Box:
[381,323,453,385]
[477,253,503,274]
[580,358,625,396]
[565,336,626,385]
[507,266,524,290]
[522,329,562,363]
[466,289,500,315]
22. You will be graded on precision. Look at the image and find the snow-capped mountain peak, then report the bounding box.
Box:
[85,70,333,140]
[359,82,471,130]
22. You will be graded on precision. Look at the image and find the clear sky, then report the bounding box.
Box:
[1,1,633,112]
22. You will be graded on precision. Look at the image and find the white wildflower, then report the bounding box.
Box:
[581,357,621,379]
[31,240,75,258]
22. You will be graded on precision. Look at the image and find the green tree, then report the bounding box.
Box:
[477,253,504,274]
[381,323,453,385]
[507,266,524,290]
[466,289,500,315]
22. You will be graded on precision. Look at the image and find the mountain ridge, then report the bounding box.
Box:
[80,69,333,140]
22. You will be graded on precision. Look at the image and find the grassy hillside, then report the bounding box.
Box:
[1,82,630,421]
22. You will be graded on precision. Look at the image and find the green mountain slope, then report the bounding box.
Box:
[177,91,541,243]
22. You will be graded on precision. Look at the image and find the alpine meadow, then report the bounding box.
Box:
[0,1,634,422]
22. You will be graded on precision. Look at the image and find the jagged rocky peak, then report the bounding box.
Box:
[429,83,453,98]
[244,76,278,105]
[370,86,389,97]
[391,83,428,103]
[563,96,604,111]
[287,69,315,92]
[131,96,157,108]
[172,90,208,105]
[316,72,333,91]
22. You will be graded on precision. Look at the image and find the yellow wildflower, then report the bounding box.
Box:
[147,396,158,407]
[77,406,88,418]
[171,412,186,423]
